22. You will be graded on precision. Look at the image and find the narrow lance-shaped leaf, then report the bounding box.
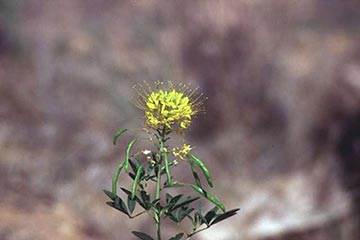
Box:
[169,233,184,240]
[121,187,148,210]
[106,202,128,216]
[188,154,213,187]
[210,208,240,225]
[127,195,136,214]
[113,128,127,145]
[191,185,225,212]
[152,198,160,204]
[140,190,151,209]
[166,193,173,204]
[168,212,179,223]
[124,139,137,172]
[106,195,129,216]
[131,166,144,199]
[178,208,194,222]
[103,189,117,201]
[112,161,124,194]
[170,196,200,211]
[204,206,219,224]
[129,158,139,173]
[197,211,208,225]
[132,231,155,240]
[167,194,183,209]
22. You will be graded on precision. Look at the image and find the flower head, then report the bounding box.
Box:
[172,144,192,160]
[134,81,205,131]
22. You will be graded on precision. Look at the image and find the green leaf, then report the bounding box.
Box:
[169,233,184,240]
[178,208,194,222]
[140,190,151,209]
[186,213,194,222]
[170,196,200,211]
[114,196,129,215]
[188,154,213,187]
[168,212,179,223]
[131,166,144,199]
[194,211,200,225]
[128,172,136,180]
[140,191,150,202]
[132,231,154,240]
[166,193,173,204]
[106,195,129,216]
[129,158,139,173]
[121,187,148,210]
[204,206,219,224]
[106,202,126,216]
[124,139,137,172]
[195,211,207,225]
[191,185,225,212]
[167,194,183,209]
[111,161,125,194]
[210,208,240,225]
[167,207,193,223]
[103,189,116,201]
[113,128,127,145]
[152,198,161,208]
[127,195,136,214]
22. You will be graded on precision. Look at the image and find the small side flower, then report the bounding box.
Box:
[172,144,192,160]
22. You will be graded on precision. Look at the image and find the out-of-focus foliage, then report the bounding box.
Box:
[1,0,360,240]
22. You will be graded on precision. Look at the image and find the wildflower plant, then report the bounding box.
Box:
[104,81,239,240]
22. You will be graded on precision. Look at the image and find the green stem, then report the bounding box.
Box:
[154,162,162,240]
[155,162,161,199]
[157,215,162,240]
[160,128,172,186]
[154,127,168,240]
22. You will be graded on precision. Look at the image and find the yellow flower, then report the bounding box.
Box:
[134,81,205,131]
[172,144,192,160]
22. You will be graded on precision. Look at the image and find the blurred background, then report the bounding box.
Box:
[1,0,360,239]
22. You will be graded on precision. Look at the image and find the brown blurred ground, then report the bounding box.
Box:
[1,0,360,239]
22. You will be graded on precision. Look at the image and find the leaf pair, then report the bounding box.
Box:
[194,207,240,228]
[121,188,151,210]
[168,207,194,223]
[209,208,240,225]
[165,194,200,224]
[166,194,200,212]
[103,190,130,217]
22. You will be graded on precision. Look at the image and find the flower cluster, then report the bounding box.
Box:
[145,90,193,129]
[134,81,205,132]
